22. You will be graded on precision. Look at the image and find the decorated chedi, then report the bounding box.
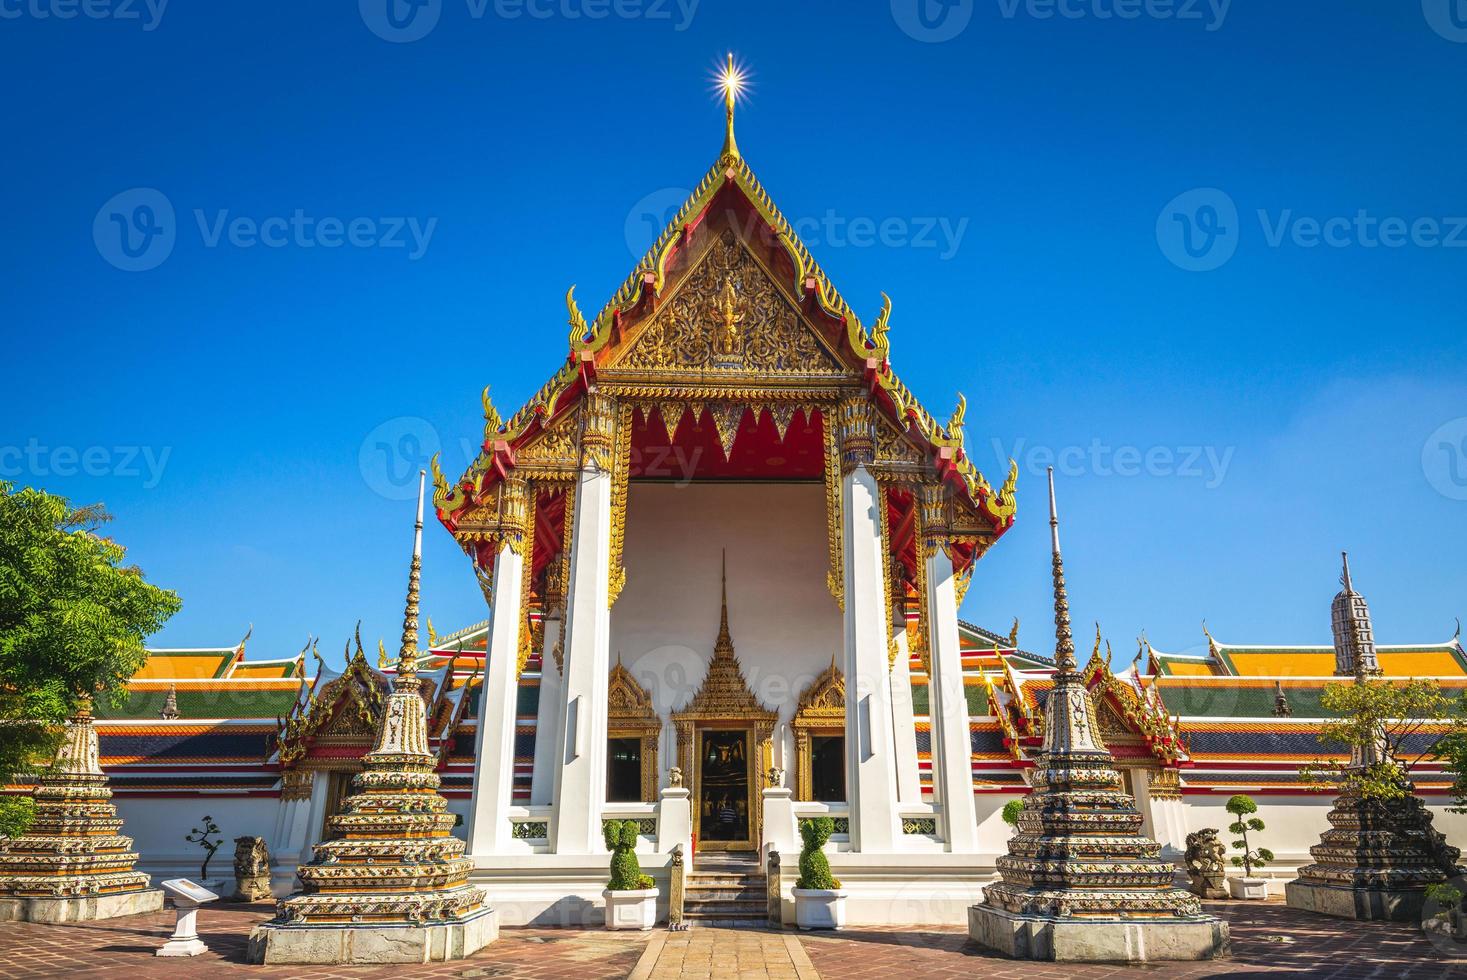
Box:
[1285,554,1461,921]
[247,472,497,963]
[968,469,1227,962]
[0,697,163,923]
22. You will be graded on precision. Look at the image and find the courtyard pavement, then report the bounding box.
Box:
[0,899,1463,979]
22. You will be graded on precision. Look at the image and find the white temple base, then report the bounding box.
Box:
[0,888,163,924]
[1285,880,1426,922]
[245,906,499,964]
[968,905,1229,962]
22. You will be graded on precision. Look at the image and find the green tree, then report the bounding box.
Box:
[1001,799,1025,834]
[1224,794,1273,877]
[0,482,180,836]
[1304,678,1457,801]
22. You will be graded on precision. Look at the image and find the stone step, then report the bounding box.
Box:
[686,873,766,888]
[685,886,766,903]
[683,902,769,918]
[679,918,771,928]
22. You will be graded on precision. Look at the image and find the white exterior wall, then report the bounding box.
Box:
[610,482,843,775]
[117,795,283,888]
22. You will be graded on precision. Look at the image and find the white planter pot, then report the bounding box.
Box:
[1228,876,1268,900]
[603,887,658,931]
[792,888,847,930]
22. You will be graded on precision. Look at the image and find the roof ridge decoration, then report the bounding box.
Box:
[435,66,1017,539]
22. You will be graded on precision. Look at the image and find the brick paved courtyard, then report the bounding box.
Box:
[1,899,1464,979]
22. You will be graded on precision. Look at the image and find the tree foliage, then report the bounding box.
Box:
[1224,794,1273,877]
[1303,678,1459,802]
[0,482,180,835]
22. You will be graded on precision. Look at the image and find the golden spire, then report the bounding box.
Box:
[397,469,426,682]
[715,549,733,655]
[719,52,744,161]
[1048,467,1077,672]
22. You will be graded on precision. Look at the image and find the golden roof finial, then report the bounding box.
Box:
[719,52,744,161]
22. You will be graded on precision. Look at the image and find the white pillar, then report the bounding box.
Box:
[550,393,617,854]
[656,784,692,856]
[298,772,328,866]
[922,532,980,853]
[888,623,922,804]
[271,775,313,894]
[467,476,530,856]
[529,613,564,806]
[837,402,901,852]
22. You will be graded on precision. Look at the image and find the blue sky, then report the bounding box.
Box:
[2,1,1464,665]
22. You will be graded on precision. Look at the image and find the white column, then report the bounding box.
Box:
[550,393,617,854]
[271,776,313,894]
[298,772,329,866]
[468,515,527,855]
[838,405,901,851]
[923,534,980,852]
[888,623,922,804]
[529,613,564,806]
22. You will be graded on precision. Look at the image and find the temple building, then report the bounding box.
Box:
[5,73,1466,930]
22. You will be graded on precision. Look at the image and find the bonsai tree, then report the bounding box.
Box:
[185,814,222,880]
[1224,795,1273,878]
[603,819,652,890]
[797,816,840,890]
[1001,799,1025,835]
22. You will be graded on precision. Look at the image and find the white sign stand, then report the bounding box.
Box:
[157,878,220,957]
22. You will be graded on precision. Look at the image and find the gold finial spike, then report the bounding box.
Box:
[720,52,742,160]
[397,469,427,681]
[1047,467,1077,671]
[715,549,733,653]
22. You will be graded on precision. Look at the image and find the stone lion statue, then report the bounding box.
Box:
[232,836,272,902]
[1184,828,1228,899]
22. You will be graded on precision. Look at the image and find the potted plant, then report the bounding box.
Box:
[601,819,658,930]
[792,816,846,929]
[1224,794,1273,899]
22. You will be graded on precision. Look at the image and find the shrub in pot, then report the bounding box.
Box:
[1225,794,1273,900]
[792,817,846,929]
[602,820,657,930]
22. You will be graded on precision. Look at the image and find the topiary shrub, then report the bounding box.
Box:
[797,816,841,890]
[1225,794,1274,878]
[603,819,654,891]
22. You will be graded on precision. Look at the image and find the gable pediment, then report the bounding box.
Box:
[608,230,846,378]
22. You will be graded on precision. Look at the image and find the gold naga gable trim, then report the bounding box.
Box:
[822,412,844,610]
[608,402,633,608]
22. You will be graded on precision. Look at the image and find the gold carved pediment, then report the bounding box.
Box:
[793,658,845,724]
[609,659,658,729]
[610,230,846,378]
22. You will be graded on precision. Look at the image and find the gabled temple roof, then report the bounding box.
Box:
[1147,629,1467,678]
[433,91,1016,541]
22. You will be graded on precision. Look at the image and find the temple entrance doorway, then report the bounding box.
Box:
[695,726,756,851]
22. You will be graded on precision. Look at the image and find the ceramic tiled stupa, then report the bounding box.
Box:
[247,472,497,963]
[0,699,163,923]
[968,469,1228,962]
